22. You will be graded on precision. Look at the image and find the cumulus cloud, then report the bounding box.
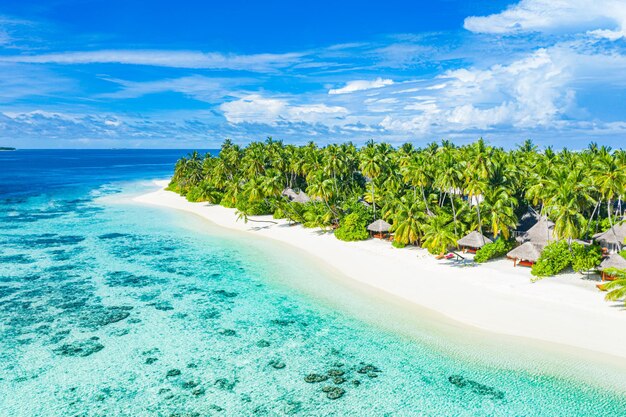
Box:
[220,94,348,124]
[380,48,574,132]
[0,50,304,72]
[328,77,394,95]
[464,0,626,40]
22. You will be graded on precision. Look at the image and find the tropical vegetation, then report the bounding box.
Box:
[169,138,625,268]
[474,239,514,263]
[602,268,626,306]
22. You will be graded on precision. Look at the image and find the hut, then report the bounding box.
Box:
[457,231,492,253]
[507,242,543,267]
[367,219,392,239]
[514,207,540,239]
[281,188,298,200]
[598,253,626,281]
[291,192,311,204]
[516,216,556,245]
[593,222,626,254]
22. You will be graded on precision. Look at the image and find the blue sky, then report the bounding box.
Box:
[0,0,625,148]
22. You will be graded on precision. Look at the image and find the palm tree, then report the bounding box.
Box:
[544,168,592,241]
[603,268,626,306]
[359,140,383,218]
[421,212,458,255]
[435,146,463,234]
[593,153,626,249]
[402,154,433,215]
[390,192,426,245]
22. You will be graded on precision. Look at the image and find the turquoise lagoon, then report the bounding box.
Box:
[0,150,625,416]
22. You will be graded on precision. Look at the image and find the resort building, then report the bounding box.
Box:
[593,222,626,253]
[367,219,392,239]
[515,216,556,246]
[598,253,626,281]
[457,231,492,253]
[507,242,543,267]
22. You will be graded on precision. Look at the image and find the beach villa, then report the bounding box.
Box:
[457,230,492,253]
[367,219,392,239]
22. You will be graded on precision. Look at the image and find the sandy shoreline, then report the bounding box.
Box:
[134,181,626,360]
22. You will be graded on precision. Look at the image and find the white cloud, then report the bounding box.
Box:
[464,0,626,40]
[220,94,348,124]
[0,16,34,46]
[0,50,304,72]
[0,63,74,102]
[100,75,247,102]
[328,77,394,95]
[380,48,574,132]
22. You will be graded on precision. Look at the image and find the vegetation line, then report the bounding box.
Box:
[168,138,626,306]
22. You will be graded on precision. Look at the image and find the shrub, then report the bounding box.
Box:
[166,181,181,193]
[185,186,204,202]
[334,213,369,241]
[620,250,626,260]
[474,239,513,263]
[219,196,236,208]
[235,200,272,216]
[531,241,573,279]
[571,243,602,273]
[341,198,374,225]
[392,239,406,249]
[272,207,285,219]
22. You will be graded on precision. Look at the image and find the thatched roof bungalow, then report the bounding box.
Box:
[516,216,556,245]
[367,219,391,238]
[598,253,626,281]
[507,242,544,267]
[281,188,298,200]
[291,192,311,204]
[593,222,626,253]
[457,231,492,252]
[516,207,540,233]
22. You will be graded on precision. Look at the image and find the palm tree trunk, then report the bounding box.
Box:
[421,186,433,216]
[371,181,376,219]
[450,195,458,236]
[608,199,621,250]
[245,217,278,225]
[583,200,600,239]
[476,200,483,237]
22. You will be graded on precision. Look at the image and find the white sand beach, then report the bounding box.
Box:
[135,181,626,360]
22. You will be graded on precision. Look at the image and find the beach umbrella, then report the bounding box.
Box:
[457,230,493,249]
[367,219,391,233]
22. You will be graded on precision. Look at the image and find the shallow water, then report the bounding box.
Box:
[1,150,625,416]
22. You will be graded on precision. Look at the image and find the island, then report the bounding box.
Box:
[0,147,16,151]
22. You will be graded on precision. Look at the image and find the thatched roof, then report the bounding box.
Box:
[291,192,311,204]
[593,222,626,246]
[599,254,626,271]
[457,231,492,248]
[367,219,391,233]
[507,242,544,262]
[282,188,298,200]
[516,207,539,233]
[516,216,555,245]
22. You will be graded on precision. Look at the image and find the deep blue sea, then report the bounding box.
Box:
[0,150,624,416]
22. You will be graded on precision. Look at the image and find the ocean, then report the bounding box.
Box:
[0,149,624,416]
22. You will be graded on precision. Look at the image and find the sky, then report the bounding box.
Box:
[0,0,625,149]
